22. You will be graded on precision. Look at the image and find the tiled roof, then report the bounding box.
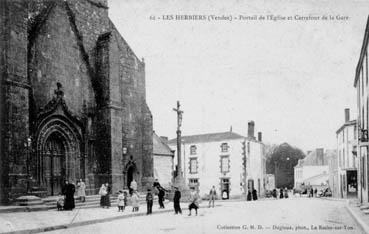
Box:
[153,132,174,156]
[167,131,245,145]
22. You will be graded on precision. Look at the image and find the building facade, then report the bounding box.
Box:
[294,149,331,190]
[336,109,357,198]
[153,133,174,188]
[355,16,369,204]
[0,0,153,204]
[168,121,266,199]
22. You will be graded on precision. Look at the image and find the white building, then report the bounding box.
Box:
[168,121,266,199]
[153,132,174,188]
[294,149,330,190]
[336,109,358,198]
[354,16,369,204]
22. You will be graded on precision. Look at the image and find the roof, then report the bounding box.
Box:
[153,132,174,156]
[336,120,356,134]
[299,149,329,166]
[167,131,245,145]
[354,16,369,87]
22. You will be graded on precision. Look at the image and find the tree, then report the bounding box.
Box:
[266,143,305,188]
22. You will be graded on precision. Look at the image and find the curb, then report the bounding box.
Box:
[2,204,222,234]
[345,201,369,234]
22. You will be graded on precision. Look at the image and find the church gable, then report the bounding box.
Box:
[29,2,95,118]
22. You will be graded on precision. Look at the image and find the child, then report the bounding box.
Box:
[117,190,125,212]
[146,189,153,215]
[123,191,128,210]
[131,191,139,212]
[56,193,64,211]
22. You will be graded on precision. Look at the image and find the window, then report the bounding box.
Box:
[220,156,230,173]
[189,178,199,190]
[190,145,197,155]
[189,158,198,174]
[221,143,229,152]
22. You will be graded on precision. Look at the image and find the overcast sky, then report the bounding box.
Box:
[108,0,369,152]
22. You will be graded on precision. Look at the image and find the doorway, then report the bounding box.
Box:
[42,132,66,196]
[221,178,230,199]
[127,166,136,193]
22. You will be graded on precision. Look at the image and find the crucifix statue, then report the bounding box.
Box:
[173,101,184,184]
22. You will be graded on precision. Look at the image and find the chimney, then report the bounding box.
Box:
[257,132,262,142]
[345,108,350,122]
[160,136,168,143]
[248,121,255,139]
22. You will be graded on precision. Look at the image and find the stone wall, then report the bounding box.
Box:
[1,0,29,203]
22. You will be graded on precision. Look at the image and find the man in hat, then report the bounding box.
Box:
[173,186,182,214]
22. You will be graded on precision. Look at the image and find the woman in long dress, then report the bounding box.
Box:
[99,184,107,208]
[77,179,86,202]
[131,191,139,212]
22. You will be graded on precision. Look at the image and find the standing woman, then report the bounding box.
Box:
[105,182,111,208]
[77,179,86,202]
[99,184,107,208]
[279,188,284,199]
[62,180,75,210]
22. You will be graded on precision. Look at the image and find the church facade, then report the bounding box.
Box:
[0,0,153,204]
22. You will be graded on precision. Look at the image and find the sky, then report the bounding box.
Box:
[108,0,369,152]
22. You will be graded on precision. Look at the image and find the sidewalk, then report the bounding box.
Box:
[345,200,369,234]
[0,201,222,234]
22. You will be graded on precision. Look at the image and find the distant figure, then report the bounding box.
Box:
[123,191,128,208]
[130,179,138,195]
[153,179,167,209]
[314,188,318,197]
[56,193,64,211]
[62,180,75,210]
[105,182,111,208]
[208,186,217,208]
[76,178,86,202]
[310,188,314,198]
[173,186,182,214]
[99,184,108,208]
[188,188,200,216]
[284,188,289,198]
[131,191,139,212]
[117,190,125,212]
[252,189,258,200]
[279,188,284,199]
[146,189,154,215]
[247,191,252,201]
[272,189,277,199]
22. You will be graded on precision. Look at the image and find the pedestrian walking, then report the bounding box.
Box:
[62,180,75,210]
[310,188,314,198]
[99,184,108,208]
[252,189,258,200]
[158,188,166,208]
[272,189,277,199]
[131,191,139,212]
[146,189,153,215]
[208,186,217,208]
[314,188,318,197]
[76,178,86,202]
[188,188,200,216]
[279,188,284,199]
[173,186,182,214]
[117,190,125,212]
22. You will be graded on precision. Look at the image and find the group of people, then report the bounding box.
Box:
[270,188,289,199]
[56,179,86,211]
[246,189,258,201]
